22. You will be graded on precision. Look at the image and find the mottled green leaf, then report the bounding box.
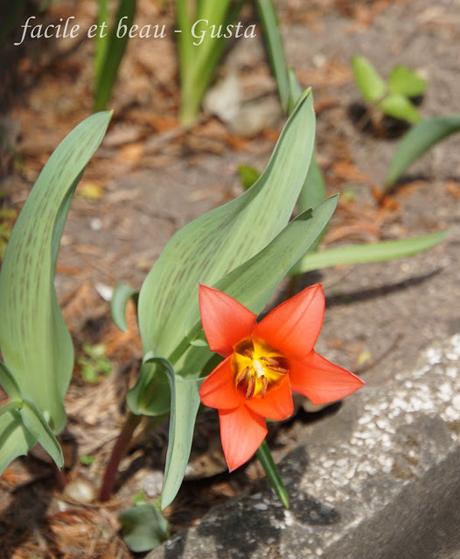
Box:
[0,111,111,464]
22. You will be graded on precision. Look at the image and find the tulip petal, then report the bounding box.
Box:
[254,284,325,360]
[219,405,267,471]
[200,356,240,410]
[245,376,294,420]
[199,284,257,356]
[290,351,365,404]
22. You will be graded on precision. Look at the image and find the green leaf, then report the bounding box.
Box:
[20,400,64,469]
[0,409,35,475]
[352,56,386,103]
[119,503,169,552]
[111,283,138,331]
[0,111,111,444]
[238,164,261,190]
[256,440,289,508]
[140,357,201,509]
[0,362,20,399]
[178,0,244,125]
[160,198,338,508]
[138,90,316,368]
[287,69,327,213]
[216,198,337,309]
[378,93,421,125]
[388,65,427,98]
[80,454,96,466]
[257,0,290,113]
[287,67,303,114]
[94,0,137,111]
[95,0,109,82]
[385,115,460,190]
[292,231,447,274]
[297,155,327,213]
[127,359,171,417]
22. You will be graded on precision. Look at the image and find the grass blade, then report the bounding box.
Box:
[257,0,290,113]
[94,0,109,82]
[292,231,447,274]
[94,0,137,111]
[385,115,460,190]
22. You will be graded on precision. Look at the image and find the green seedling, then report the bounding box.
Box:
[78,344,112,384]
[352,56,426,126]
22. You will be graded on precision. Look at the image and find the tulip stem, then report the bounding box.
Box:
[99,412,141,502]
[256,440,290,508]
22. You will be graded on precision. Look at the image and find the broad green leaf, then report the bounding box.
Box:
[292,231,447,274]
[0,111,111,437]
[257,0,290,113]
[379,93,421,125]
[385,115,460,190]
[161,198,338,506]
[216,197,337,310]
[352,56,386,103]
[138,90,316,367]
[94,0,137,111]
[0,409,35,475]
[256,440,289,508]
[388,65,427,98]
[20,400,64,468]
[238,164,261,190]
[119,503,169,552]
[0,362,20,399]
[111,283,138,332]
[142,356,201,509]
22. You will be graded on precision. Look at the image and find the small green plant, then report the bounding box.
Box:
[119,499,169,553]
[78,344,112,384]
[80,454,96,466]
[352,56,427,126]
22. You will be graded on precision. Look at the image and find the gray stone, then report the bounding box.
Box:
[147,335,460,559]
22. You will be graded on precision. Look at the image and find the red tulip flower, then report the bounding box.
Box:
[199,283,364,471]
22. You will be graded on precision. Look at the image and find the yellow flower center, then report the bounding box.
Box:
[232,338,288,399]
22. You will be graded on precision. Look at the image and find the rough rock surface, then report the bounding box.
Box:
[148,335,460,559]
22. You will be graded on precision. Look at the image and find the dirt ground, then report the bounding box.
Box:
[0,0,459,557]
